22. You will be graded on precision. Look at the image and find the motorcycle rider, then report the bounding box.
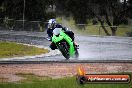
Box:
[47,19,64,41]
[46,19,78,50]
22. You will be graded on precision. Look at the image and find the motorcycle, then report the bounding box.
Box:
[52,28,79,60]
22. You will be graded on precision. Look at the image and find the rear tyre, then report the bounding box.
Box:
[75,49,79,58]
[74,43,79,58]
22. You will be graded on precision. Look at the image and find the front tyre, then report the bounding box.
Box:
[58,43,70,60]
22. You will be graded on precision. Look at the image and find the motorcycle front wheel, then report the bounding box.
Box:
[58,43,70,60]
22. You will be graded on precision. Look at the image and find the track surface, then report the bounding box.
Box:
[0,30,132,63]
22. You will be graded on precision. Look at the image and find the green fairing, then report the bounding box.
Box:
[52,31,75,56]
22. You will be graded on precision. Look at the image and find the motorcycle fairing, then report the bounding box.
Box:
[52,31,75,56]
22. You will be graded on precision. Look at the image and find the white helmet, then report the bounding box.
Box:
[53,28,62,36]
[48,19,56,24]
[48,19,56,28]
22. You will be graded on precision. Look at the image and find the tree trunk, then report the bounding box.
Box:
[111,27,117,36]
[101,23,111,36]
[97,16,111,36]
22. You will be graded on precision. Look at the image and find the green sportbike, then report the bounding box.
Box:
[52,28,79,60]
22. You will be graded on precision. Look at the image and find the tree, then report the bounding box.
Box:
[128,0,132,18]
[55,0,90,24]
[86,0,128,36]
[0,0,131,34]
[0,0,24,19]
[55,0,129,36]
[0,0,50,21]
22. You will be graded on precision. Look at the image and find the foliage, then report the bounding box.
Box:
[0,0,132,35]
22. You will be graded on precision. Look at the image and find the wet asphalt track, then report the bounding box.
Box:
[0,30,132,63]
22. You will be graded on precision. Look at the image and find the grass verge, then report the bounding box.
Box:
[15,73,51,83]
[0,72,131,88]
[0,41,49,58]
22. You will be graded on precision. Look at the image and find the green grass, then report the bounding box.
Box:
[15,73,52,83]
[0,41,49,58]
[83,25,132,36]
[0,72,132,88]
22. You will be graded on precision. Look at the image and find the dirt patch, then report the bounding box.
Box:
[0,63,132,82]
